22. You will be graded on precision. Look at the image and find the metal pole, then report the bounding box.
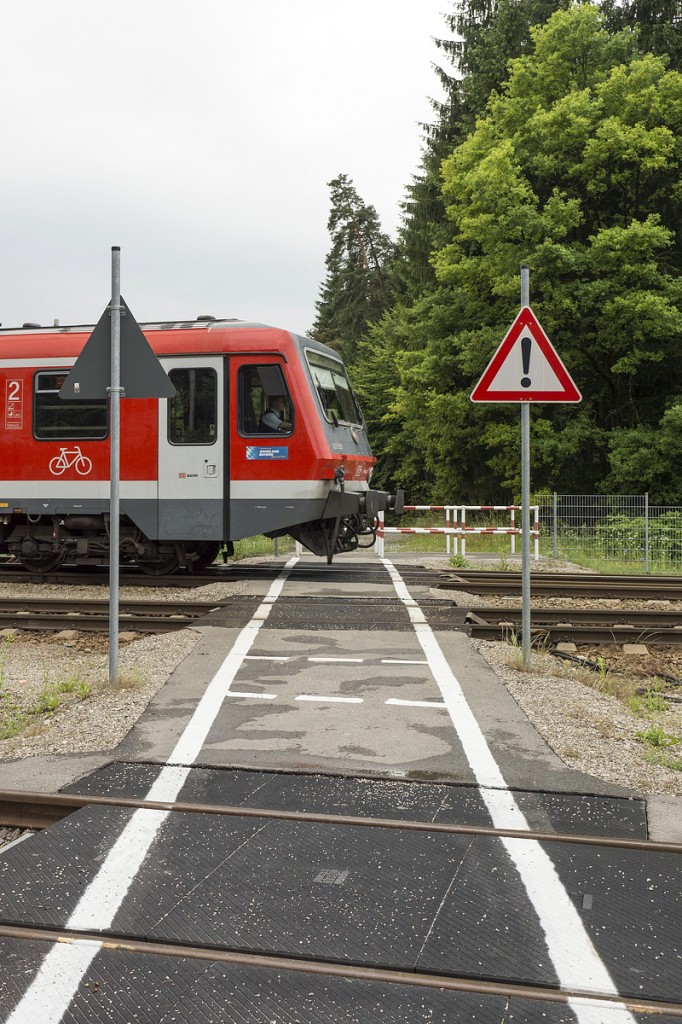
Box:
[644,492,650,574]
[520,266,531,669]
[108,247,122,685]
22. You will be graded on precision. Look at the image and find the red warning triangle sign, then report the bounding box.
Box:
[470,306,581,403]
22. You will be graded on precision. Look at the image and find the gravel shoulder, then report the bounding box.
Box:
[0,559,680,798]
[0,579,246,763]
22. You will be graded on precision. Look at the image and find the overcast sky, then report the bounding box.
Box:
[1,1,450,336]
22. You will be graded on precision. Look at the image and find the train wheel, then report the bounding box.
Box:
[20,551,66,574]
[137,555,180,576]
[185,542,221,570]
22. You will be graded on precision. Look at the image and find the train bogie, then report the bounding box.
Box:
[0,318,402,573]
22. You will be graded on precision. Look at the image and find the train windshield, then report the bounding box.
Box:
[306,350,362,427]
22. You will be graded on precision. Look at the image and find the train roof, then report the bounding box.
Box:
[0,317,267,334]
[0,317,343,363]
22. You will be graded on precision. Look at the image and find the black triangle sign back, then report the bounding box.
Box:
[59,297,176,400]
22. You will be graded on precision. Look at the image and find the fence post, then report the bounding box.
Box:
[553,492,558,560]
[644,492,650,574]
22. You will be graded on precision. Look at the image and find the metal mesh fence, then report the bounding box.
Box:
[648,506,682,568]
[533,494,682,569]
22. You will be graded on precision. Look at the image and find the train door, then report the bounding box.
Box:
[157,356,227,540]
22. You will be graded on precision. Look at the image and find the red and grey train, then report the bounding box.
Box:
[0,316,403,574]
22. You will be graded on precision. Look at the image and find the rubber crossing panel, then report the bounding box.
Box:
[0,805,677,1002]
[2,935,646,1023]
[64,763,649,839]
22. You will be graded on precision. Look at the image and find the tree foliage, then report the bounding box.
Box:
[316,1,682,503]
[309,174,397,365]
[601,0,682,69]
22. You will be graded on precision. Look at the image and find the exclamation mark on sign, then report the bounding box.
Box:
[521,335,532,388]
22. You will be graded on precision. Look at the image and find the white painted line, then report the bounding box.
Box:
[381,557,636,1022]
[224,691,277,699]
[7,558,300,1024]
[385,698,446,708]
[307,656,364,663]
[295,694,364,703]
[244,655,289,662]
[381,658,428,665]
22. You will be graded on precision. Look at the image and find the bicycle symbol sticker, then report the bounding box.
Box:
[49,446,93,476]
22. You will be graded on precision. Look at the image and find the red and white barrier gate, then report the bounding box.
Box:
[375,504,539,559]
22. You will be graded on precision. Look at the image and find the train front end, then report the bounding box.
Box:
[228,331,401,565]
[269,335,403,562]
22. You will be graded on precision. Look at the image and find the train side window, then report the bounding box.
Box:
[238,365,293,436]
[34,371,108,440]
[168,367,217,445]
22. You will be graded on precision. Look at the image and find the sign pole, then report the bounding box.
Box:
[58,250,175,686]
[470,268,580,671]
[108,247,123,685]
[520,265,531,669]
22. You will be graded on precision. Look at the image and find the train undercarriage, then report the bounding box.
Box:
[0,492,403,574]
[0,514,222,576]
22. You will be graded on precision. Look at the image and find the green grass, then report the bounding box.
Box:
[629,687,670,717]
[0,687,28,740]
[637,726,682,770]
[223,536,296,561]
[636,725,681,749]
[0,670,94,742]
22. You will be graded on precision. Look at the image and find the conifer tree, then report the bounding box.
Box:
[310,174,397,365]
[601,0,682,69]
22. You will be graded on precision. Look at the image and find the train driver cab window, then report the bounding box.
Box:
[238,365,293,436]
[34,371,108,440]
[306,349,362,426]
[168,367,217,444]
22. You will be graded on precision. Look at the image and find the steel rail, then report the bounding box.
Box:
[467,606,682,627]
[0,597,220,614]
[0,613,204,634]
[1,789,680,854]
[466,618,682,645]
[0,563,440,588]
[0,922,679,1017]
[443,571,682,585]
[0,597,222,633]
[442,576,682,599]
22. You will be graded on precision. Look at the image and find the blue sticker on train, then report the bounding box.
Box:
[246,446,289,460]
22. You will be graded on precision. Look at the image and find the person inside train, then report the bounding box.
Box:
[260,394,292,433]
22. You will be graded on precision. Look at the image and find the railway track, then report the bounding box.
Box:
[2,920,680,1019]
[0,597,220,633]
[1,789,680,1019]
[4,592,682,644]
[1,788,680,852]
[466,605,682,645]
[0,559,441,588]
[440,570,682,599]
